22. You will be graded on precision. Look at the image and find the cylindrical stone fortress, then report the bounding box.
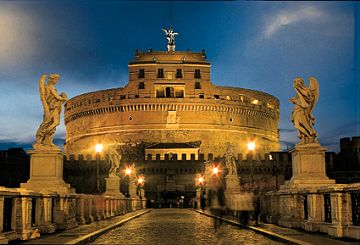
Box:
[64,50,280,159]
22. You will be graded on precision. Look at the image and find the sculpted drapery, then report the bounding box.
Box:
[225,153,237,176]
[33,74,68,150]
[107,145,121,176]
[289,77,319,144]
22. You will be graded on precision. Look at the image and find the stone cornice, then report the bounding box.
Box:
[64,102,278,124]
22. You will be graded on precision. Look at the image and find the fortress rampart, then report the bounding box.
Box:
[64,50,280,159]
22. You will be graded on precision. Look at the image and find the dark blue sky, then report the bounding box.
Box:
[0,1,359,152]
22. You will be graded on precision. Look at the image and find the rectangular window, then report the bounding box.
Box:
[175,88,184,98]
[135,95,139,98]
[138,82,145,89]
[214,95,220,99]
[157,68,164,78]
[120,95,126,100]
[176,69,183,78]
[199,94,204,99]
[194,69,201,79]
[156,88,165,98]
[138,69,145,78]
[195,82,201,89]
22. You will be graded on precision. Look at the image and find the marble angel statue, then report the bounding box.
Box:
[225,153,237,176]
[107,145,121,176]
[289,77,319,144]
[33,74,68,150]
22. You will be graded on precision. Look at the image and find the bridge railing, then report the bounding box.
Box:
[0,187,146,243]
[262,183,360,240]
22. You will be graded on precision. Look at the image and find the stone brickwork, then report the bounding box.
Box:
[64,49,280,159]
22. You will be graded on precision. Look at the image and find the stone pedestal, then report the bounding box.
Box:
[104,175,124,197]
[21,149,74,194]
[225,175,240,194]
[128,176,139,199]
[129,183,139,199]
[283,143,335,189]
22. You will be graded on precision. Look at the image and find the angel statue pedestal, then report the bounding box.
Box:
[104,175,124,197]
[21,149,74,195]
[129,182,139,199]
[21,74,73,195]
[281,77,335,189]
[225,175,240,193]
[282,143,335,189]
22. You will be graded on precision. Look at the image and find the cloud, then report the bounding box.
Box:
[264,6,325,38]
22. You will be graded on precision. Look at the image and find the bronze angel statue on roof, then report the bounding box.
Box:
[162,28,178,46]
[33,74,68,150]
[289,77,319,145]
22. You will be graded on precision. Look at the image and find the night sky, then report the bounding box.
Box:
[0,1,359,153]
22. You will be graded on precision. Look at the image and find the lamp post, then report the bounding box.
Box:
[247,142,255,186]
[137,175,144,198]
[124,165,133,197]
[95,144,103,193]
[196,174,205,210]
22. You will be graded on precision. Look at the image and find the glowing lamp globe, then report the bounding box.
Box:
[95,144,103,153]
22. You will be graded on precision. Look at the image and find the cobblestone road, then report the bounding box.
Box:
[92,209,283,245]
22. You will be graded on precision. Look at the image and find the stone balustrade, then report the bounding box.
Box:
[261,183,360,240]
[0,187,146,243]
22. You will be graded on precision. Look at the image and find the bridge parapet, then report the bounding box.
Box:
[0,187,146,243]
[262,183,360,240]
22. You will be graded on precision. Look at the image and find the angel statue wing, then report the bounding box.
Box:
[39,75,51,122]
[308,77,319,116]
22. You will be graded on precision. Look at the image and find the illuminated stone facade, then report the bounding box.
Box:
[64,49,280,160]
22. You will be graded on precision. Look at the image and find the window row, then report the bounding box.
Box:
[138,68,201,79]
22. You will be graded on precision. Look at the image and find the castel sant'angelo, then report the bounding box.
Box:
[64,29,280,163]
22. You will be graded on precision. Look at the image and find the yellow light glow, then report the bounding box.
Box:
[247,142,256,151]
[95,144,103,153]
[125,167,132,175]
[198,176,204,184]
[212,166,219,175]
[252,99,259,105]
[138,176,144,185]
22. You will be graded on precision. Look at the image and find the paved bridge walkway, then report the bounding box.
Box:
[22,209,358,245]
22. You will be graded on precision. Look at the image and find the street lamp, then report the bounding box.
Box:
[269,154,278,190]
[197,175,205,185]
[125,167,132,176]
[95,144,103,193]
[137,175,145,198]
[137,175,144,186]
[212,165,220,176]
[124,165,135,197]
[196,174,206,210]
[247,142,256,186]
